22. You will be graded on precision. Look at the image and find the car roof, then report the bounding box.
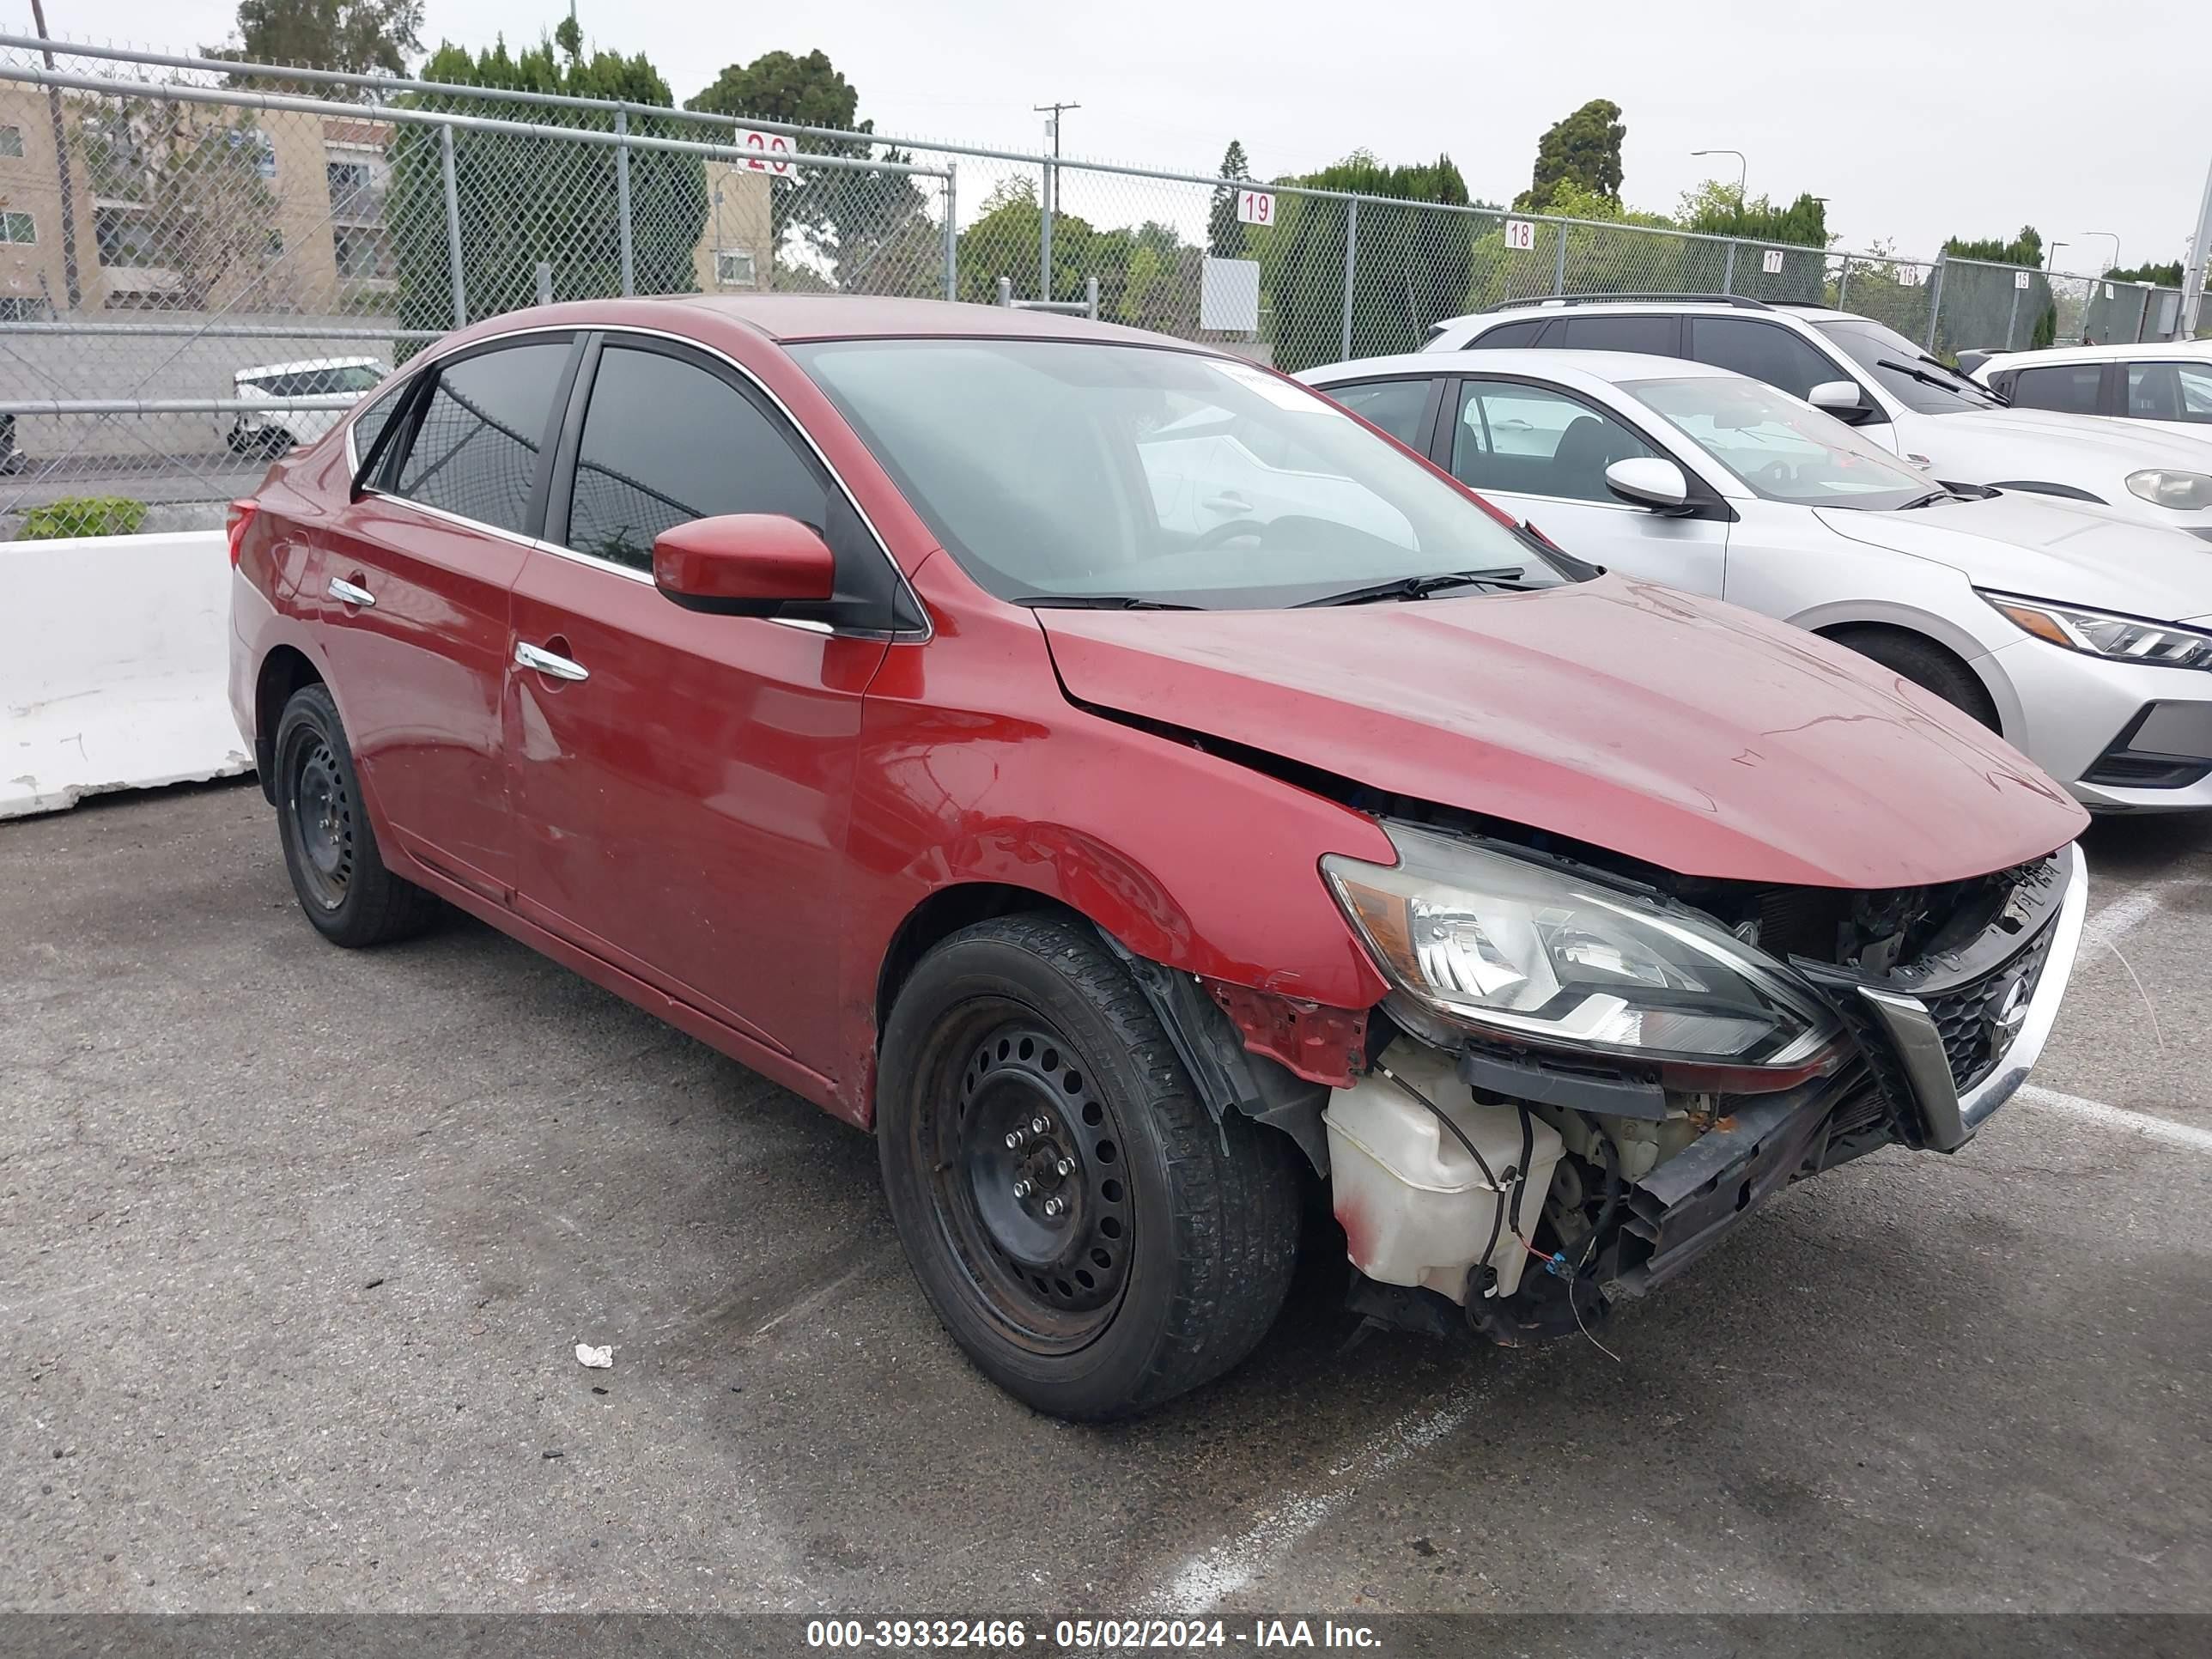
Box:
[1981,338,2212,368]
[1304,348,1737,388]
[511,292,1205,349]
[1449,298,1856,328]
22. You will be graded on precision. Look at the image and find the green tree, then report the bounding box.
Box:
[207,0,424,90]
[1940,226,2054,353]
[685,49,921,284]
[1515,99,1624,213]
[1677,183,1829,300]
[1466,180,1689,310]
[388,29,707,337]
[1262,150,1470,370]
[1208,139,1252,260]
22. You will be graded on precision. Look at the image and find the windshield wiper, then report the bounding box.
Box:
[1013,594,1204,611]
[1297,568,1530,607]
[1897,488,1960,509]
[1876,357,2001,404]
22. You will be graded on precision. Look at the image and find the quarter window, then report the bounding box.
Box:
[2011,363,2106,416]
[390,341,571,536]
[348,375,413,471]
[566,344,825,572]
[1328,379,1431,447]
[1466,318,1546,349]
[1687,316,1848,401]
[2126,362,2212,425]
[1555,313,1677,355]
[1449,379,1656,502]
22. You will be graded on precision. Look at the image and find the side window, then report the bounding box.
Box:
[2127,362,2212,424]
[391,342,571,535]
[1687,317,1849,400]
[566,343,827,572]
[1555,313,1677,355]
[1466,319,1545,349]
[1449,379,1655,503]
[2013,363,2106,416]
[1328,379,1431,447]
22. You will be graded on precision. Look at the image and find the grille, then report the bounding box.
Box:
[1920,922,2057,1092]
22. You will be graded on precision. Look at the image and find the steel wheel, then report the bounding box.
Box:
[921,1008,1133,1353]
[287,736,355,911]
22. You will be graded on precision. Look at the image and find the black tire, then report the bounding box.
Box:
[272,683,441,948]
[1832,628,1999,730]
[877,914,1303,1420]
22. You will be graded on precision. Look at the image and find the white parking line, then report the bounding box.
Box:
[2080,883,2171,954]
[1144,1393,1479,1612]
[2019,1084,2212,1152]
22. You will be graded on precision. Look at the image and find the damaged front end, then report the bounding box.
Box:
[1125,822,2087,1347]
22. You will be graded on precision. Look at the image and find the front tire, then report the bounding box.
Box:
[272,684,441,947]
[878,915,1303,1420]
[1832,628,1999,730]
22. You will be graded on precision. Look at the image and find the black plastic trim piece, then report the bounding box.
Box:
[1455,1042,1670,1121]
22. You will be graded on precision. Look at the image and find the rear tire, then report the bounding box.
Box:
[272,684,441,948]
[1830,628,1999,731]
[877,914,1303,1420]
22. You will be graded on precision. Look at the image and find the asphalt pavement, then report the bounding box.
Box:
[3,782,2207,1617]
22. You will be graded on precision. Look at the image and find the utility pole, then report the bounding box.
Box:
[1033,100,1078,301]
[2183,155,2212,339]
[28,0,79,310]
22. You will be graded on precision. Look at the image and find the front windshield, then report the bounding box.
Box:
[790,338,1564,608]
[1629,375,1939,510]
[1814,319,2005,414]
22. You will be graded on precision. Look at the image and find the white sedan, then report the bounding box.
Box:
[1300,349,2212,811]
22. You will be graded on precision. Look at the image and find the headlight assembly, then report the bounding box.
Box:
[1323,824,1841,1079]
[2126,470,2212,511]
[1980,591,2212,671]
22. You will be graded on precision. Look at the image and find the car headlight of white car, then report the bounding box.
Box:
[1980,590,2212,670]
[2125,469,2212,510]
[1323,823,1841,1081]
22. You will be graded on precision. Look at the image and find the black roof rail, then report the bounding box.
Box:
[1761,298,1838,310]
[1479,292,1776,314]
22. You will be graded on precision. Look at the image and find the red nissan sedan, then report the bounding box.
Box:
[229,297,2088,1419]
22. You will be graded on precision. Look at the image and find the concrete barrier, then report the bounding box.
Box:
[2,530,250,819]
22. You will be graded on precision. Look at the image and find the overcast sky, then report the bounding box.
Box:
[51,0,2212,270]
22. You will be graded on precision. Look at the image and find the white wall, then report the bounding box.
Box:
[1,531,251,819]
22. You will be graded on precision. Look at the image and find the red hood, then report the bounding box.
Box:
[1036,575,2085,889]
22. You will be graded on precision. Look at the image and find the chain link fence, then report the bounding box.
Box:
[0,30,2203,532]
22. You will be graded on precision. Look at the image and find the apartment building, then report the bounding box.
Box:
[0,84,775,322]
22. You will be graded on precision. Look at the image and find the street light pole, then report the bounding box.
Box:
[1033,100,1079,302]
[2047,242,2068,273]
[2081,232,2119,273]
[1692,149,1748,204]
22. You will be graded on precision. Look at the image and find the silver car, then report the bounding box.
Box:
[1300,349,2212,811]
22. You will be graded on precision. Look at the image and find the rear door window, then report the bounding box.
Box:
[1449,379,1656,502]
[389,341,573,536]
[1555,313,1679,356]
[1686,316,1849,400]
[1325,378,1433,447]
[2011,363,2107,416]
[2126,362,2212,425]
[564,342,828,573]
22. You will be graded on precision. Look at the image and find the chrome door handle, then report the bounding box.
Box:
[514,641,589,683]
[326,576,375,608]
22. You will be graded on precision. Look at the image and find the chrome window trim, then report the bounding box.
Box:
[346,319,930,642]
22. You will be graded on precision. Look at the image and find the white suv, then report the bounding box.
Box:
[1422,297,2212,540]
[1972,339,2212,434]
